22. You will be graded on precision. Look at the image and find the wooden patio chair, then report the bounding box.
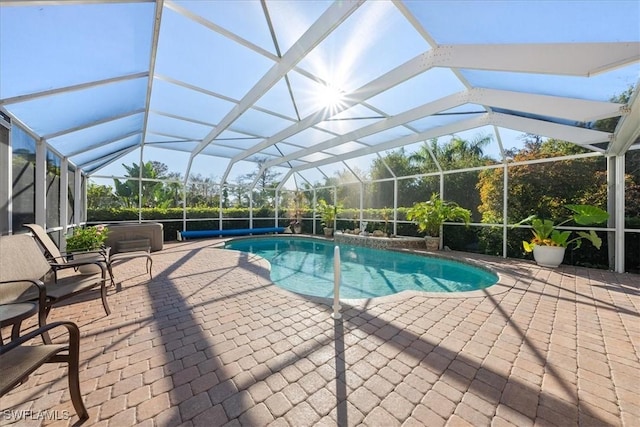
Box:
[0,235,111,342]
[0,321,89,421]
[23,223,111,283]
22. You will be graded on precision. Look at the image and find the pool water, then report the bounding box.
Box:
[224,237,498,299]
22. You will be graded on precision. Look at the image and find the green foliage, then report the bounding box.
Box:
[593,85,634,133]
[478,138,607,223]
[87,183,120,208]
[284,191,309,223]
[66,225,108,252]
[514,205,609,252]
[406,193,471,237]
[237,157,282,208]
[316,199,340,227]
[111,161,184,209]
[369,149,420,207]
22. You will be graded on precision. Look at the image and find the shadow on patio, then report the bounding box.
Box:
[1,240,637,426]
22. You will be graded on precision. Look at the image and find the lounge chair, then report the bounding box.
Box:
[25,223,152,286]
[0,321,89,421]
[0,234,110,342]
[23,223,111,283]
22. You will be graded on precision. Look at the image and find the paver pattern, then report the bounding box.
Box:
[1,239,638,427]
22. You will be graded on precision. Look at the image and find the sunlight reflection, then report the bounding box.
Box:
[305,1,392,114]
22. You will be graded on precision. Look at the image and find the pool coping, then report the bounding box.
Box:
[215,234,516,307]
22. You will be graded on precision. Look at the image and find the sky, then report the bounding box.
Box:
[2,0,639,190]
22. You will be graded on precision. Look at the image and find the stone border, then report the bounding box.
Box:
[334,232,425,250]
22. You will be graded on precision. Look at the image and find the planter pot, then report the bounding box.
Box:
[424,236,440,251]
[293,224,302,234]
[533,245,566,268]
[72,252,103,275]
[323,227,334,237]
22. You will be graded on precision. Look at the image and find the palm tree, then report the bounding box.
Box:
[409,138,439,172]
[410,134,492,171]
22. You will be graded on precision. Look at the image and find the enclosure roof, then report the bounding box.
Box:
[1,0,639,185]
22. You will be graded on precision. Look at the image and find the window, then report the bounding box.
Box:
[11,126,36,231]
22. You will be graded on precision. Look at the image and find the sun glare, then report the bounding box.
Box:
[316,84,344,110]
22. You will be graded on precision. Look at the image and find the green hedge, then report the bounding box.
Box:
[89,207,638,272]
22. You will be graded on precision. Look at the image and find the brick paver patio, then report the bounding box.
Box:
[2,239,638,426]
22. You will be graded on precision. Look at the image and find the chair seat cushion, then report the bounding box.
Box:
[0,344,68,395]
[46,275,105,300]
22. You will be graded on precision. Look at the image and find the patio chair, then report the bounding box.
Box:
[0,321,89,421]
[23,223,111,283]
[24,224,152,286]
[0,235,110,340]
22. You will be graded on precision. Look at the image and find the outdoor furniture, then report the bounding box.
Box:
[26,223,153,286]
[0,302,38,345]
[0,234,110,339]
[0,321,89,421]
[108,239,153,284]
[105,222,163,252]
[24,223,110,283]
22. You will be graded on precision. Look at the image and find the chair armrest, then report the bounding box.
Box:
[50,259,107,275]
[56,258,105,267]
[0,321,80,354]
[62,248,109,257]
[69,249,109,260]
[0,278,47,309]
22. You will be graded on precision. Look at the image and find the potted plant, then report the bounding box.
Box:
[288,191,308,234]
[66,225,109,273]
[406,193,471,250]
[316,199,340,237]
[514,204,609,268]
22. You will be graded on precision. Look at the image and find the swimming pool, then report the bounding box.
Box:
[224,237,498,299]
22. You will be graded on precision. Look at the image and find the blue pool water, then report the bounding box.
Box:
[224,237,498,299]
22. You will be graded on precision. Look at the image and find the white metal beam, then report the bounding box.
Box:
[436,43,640,77]
[614,155,625,273]
[60,157,68,234]
[222,42,635,182]
[288,115,491,175]
[74,169,82,226]
[188,0,364,160]
[154,74,240,104]
[42,108,145,140]
[259,91,467,172]
[0,72,148,106]
[140,0,164,152]
[285,111,611,174]
[66,130,141,157]
[491,113,610,145]
[150,110,217,128]
[259,87,624,173]
[607,79,640,156]
[221,50,438,182]
[272,92,608,178]
[469,88,626,122]
[2,1,152,5]
[79,144,139,174]
[166,0,278,62]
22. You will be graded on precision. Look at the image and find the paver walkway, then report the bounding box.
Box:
[2,239,638,427]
